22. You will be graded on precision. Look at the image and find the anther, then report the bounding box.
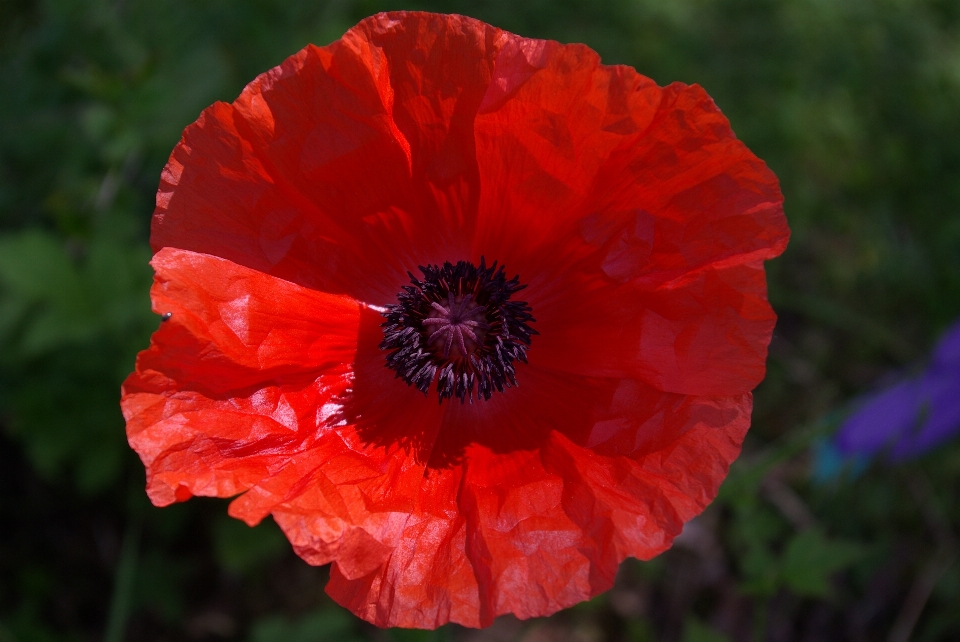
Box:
[379,258,536,403]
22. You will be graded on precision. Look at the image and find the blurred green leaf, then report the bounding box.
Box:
[0,228,152,356]
[249,608,363,642]
[729,500,789,596]
[781,529,866,598]
[132,550,187,623]
[0,232,85,301]
[213,516,287,575]
[0,224,153,491]
[0,296,28,344]
[682,618,732,642]
[626,618,656,642]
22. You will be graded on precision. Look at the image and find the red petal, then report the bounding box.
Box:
[152,13,507,305]
[468,61,786,395]
[530,262,778,395]
[226,301,448,566]
[263,363,749,628]
[122,248,360,505]
[476,74,786,285]
[577,82,788,283]
[472,38,663,263]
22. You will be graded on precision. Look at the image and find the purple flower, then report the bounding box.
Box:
[835,320,960,461]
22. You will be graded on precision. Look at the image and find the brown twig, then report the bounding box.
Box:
[762,477,818,531]
[886,472,958,642]
[886,546,956,642]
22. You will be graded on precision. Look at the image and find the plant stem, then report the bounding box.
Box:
[103,516,141,642]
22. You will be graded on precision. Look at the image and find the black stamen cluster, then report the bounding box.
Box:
[380,258,537,404]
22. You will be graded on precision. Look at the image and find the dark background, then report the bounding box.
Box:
[2,0,960,640]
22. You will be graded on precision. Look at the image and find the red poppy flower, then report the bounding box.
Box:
[122,11,788,629]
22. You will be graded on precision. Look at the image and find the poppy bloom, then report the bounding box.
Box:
[121,12,789,629]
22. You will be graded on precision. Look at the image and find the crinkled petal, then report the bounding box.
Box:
[225,301,448,563]
[122,248,360,505]
[527,261,777,396]
[471,38,662,261]
[473,64,787,287]
[152,13,507,305]
[266,363,750,628]
[470,50,786,395]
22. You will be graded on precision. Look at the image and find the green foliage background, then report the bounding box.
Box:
[1,0,959,641]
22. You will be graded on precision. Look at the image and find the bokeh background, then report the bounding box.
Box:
[2,0,960,640]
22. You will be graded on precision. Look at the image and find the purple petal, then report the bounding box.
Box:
[835,377,923,456]
[932,319,960,368]
[890,372,960,460]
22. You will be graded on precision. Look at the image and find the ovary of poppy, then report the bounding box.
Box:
[121,12,789,629]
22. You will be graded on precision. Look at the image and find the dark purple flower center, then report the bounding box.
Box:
[423,293,489,359]
[380,259,536,404]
